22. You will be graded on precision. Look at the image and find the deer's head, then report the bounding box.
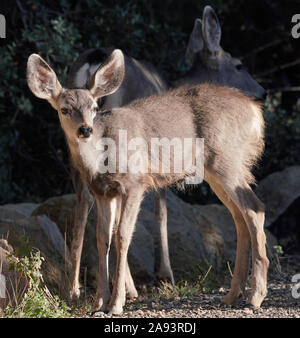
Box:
[27,50,125,142]
[185,6,266,100]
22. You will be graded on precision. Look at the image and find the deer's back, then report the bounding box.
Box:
[126,83,264,185]
[91,83,264,193]
[125,83,263,142]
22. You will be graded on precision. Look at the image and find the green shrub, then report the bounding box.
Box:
[3,250,70,318]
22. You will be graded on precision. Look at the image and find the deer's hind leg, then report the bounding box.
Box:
[235,185,269,308]
[207,177,251,306]
[208,173,269,308]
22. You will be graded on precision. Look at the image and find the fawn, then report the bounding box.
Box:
[27,49,268,314]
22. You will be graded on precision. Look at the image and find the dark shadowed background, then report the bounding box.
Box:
[0,1,299,246]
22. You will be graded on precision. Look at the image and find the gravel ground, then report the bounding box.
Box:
[87,256,300,318]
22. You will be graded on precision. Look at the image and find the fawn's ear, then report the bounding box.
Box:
[27,54,62,108]
[88,49,125,99]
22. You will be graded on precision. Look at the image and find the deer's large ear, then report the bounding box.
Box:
[202,6,221,54]
[185,18,204,68]
[88,49,125,99]
[27,54,62,108]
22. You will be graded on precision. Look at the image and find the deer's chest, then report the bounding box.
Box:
[69,140,123,198]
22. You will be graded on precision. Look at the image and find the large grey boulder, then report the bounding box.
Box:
[0,215,70,296]
[256,166,300,227]
[0,202,39,220]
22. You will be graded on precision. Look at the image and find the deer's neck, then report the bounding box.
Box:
[67,136,100,181]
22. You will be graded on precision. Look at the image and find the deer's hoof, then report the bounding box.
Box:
[246,291,267,309]
[93,297,110,313]
[107,304,123,316]
[69,287,80,301]
[244,303,258,310]
[223,290,243,307]
[126,288,138,299]
[157,269,175,286]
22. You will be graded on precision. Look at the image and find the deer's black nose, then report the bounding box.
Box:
[78,126,93,138]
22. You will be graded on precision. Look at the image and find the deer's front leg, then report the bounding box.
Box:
[108,186,144,315]
[69,162,94,300]
[94,196,117,312]
[113,233,138,300]
[112,197,138,300]
[154,189,174,285]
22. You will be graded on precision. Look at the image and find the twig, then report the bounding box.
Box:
[267,86,300,93]
[254,78,273,84]
[227,261,233,277]
[254,58,300,78]
[10,109,20,125]
[200,265,212,283]
[239,38,284,60]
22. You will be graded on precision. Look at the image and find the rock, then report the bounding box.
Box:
[256,166,300,227]
[268,197,300,254]
[32,194,75,243]
[0,216,70,297]
[265,229,278,260]
[129,215,155,281]
[193,204,234,261]
[0,202,39,221]
[0,239,29,309]
[141,192,226,279]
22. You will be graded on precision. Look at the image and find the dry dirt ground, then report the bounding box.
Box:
[85,255,300,318]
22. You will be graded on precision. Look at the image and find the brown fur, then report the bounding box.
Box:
[27,50,269,315]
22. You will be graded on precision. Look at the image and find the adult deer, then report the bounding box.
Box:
[27,50,269,315]
[65,5,266,300]
[177,6,266,100]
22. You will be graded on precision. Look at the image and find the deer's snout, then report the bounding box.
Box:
[78,125,93,139]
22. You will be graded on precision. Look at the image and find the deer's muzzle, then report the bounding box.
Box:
[78,125,93,139]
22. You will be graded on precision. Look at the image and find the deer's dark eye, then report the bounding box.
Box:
[236,64,243,71]
[93,107,99,113]
[61,108,70,115]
